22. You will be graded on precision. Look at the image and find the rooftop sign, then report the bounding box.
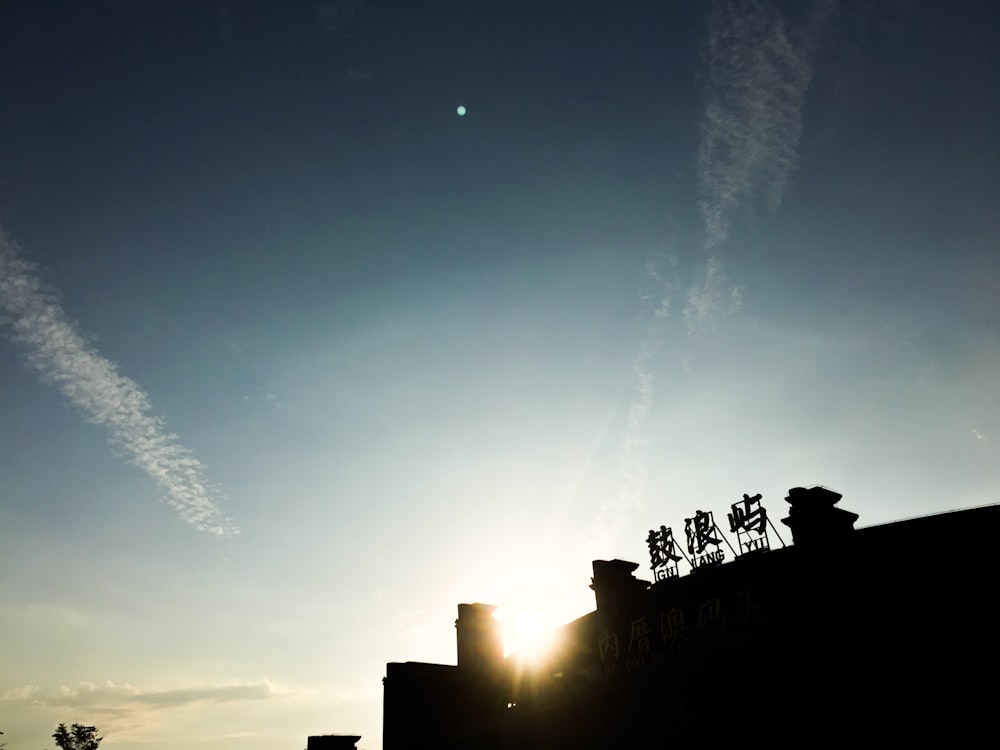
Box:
[647,493,785,580]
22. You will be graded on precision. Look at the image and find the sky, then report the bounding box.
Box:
[1,1,998,748]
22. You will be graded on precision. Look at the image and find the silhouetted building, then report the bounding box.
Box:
[306,735,361,750]
[382,488,1000,748]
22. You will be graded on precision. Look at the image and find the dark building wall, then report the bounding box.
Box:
[383,603,510,747]
[383,499,1000,749]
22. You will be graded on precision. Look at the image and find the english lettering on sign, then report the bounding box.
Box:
[692,550,724,569]
[743,537,766,552]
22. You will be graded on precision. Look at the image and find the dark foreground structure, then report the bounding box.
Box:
[382,488,1000,748]
[305,735,361,750]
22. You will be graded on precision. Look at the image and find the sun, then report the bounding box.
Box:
[501,610,557,664]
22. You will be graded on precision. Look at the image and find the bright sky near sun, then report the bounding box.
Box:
[1,2,998,749]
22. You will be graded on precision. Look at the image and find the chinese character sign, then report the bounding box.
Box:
[628,616,653,655]
[598,630,620,664]
[728,493,770,554]
[647,525,682,580]
[685,510,724,568]
[660,608,686,644]
[696,596,726,635]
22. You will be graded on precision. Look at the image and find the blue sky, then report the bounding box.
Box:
[1,2,998,748]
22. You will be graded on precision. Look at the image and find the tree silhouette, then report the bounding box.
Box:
[51,724,102,750]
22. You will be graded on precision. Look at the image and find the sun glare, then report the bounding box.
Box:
[501,610,558,663]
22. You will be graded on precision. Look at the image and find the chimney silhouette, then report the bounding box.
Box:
[781,486,858,546]
[455,603,504,671]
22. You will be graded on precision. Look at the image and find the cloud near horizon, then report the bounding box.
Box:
[1,680,283,710]
[0,228,238,536]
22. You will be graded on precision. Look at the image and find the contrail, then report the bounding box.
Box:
[597,1,832,546]
[0,228,238,536]
[591,256,672,550]
[592,341,655,548]
[687,0,833,331]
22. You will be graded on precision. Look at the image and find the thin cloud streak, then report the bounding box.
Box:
[593,342,655,547]
[2,680,284,709]
[0,229,237,536]
[684,254,743,333]
[687,0,833,330]
[593,257,672,549]
[600,0,832,540]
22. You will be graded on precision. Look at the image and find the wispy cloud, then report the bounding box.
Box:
[593,343,655,546]
[2,680,284,710]
[597,1,832,543]
[684,254,744,332]
[593,256,674,548]
[687,0,833,330]
[0,228,238,536]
